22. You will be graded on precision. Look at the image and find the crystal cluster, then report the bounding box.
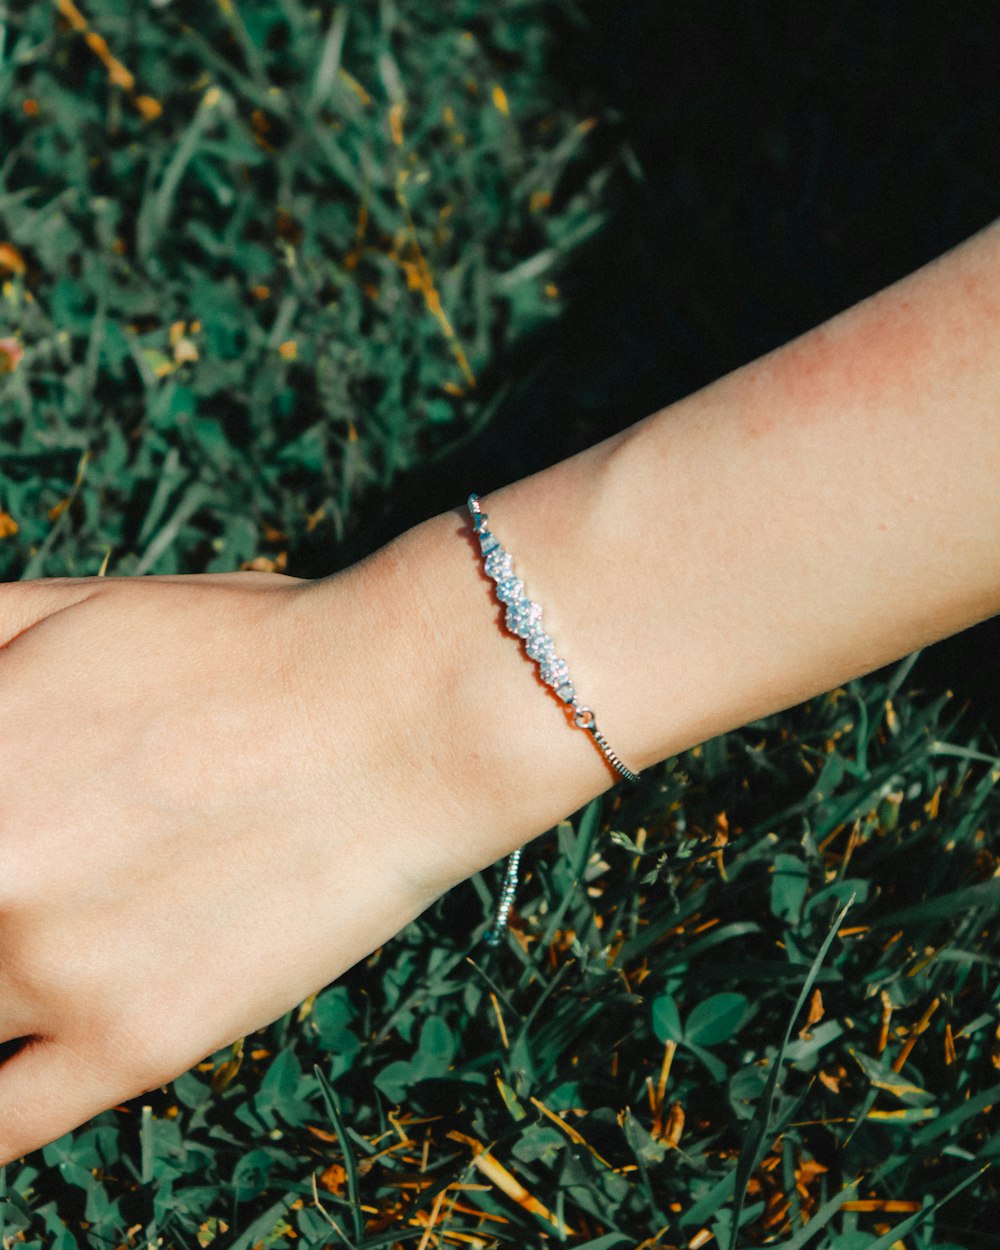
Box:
[470,497,576,704]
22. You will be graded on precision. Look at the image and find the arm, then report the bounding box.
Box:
[0,220,998,1164]
[366,216,1000,876]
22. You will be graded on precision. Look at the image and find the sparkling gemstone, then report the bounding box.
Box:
[506,599,542,638]
[521,615,545,644]
[540,657,569,687]
[496,576,524,604]
[479,531,499,555]
[523,608,544,638]
[525,631,555,662]
[556,681,575,702]
[484,549,513,580]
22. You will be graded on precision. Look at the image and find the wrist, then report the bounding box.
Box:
[366,483,630,877]
[286,537,537,899]
[291,434,647,902]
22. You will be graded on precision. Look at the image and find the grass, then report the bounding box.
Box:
[1,3,999,1248]
[0,0,605,577]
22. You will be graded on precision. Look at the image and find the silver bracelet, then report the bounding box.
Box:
[467,493,640,945]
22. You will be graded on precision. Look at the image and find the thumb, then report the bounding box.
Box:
[0,579,101,653]
[0,570,306,650]
[0,1036,138,1166]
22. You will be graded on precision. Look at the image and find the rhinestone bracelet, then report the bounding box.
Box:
[467,493,640,945]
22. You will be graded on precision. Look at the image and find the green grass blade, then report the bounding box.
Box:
[726,895,854,1250]
[313,1063,363,1247]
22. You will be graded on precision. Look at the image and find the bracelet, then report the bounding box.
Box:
[467,493,640,944]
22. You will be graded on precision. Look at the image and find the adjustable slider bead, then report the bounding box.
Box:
[572,704,596,730]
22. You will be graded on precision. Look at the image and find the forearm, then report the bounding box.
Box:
[360,218,1000,877]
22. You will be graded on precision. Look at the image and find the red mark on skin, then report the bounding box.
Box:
[745,415,776,439]
[765,288,942,431]
[769,223,1000,430]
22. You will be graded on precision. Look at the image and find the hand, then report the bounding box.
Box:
[0,566,461,1164]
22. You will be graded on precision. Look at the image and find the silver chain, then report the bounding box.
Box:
[468,493,640,945]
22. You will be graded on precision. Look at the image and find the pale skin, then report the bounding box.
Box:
[0,218,998,1164]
